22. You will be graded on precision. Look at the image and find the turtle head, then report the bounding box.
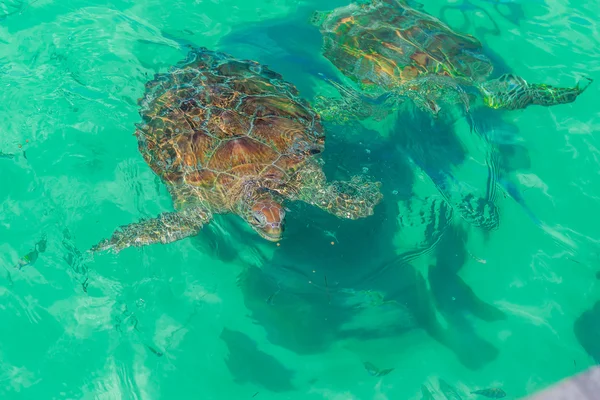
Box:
[309,10,330,27]
[243,194,286,242]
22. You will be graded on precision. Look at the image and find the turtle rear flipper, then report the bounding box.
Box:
[479,74,592,110]
[91,207,212,254]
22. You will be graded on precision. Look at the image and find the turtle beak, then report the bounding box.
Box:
[248,199,286,242]
[258,223,284,242]
[257,209,285,242]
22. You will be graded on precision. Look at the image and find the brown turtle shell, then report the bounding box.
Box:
[135,48,325,209]
[315,0,494,94]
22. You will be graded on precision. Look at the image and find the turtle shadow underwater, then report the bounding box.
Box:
[197,119,508,387]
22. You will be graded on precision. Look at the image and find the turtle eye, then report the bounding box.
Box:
[252,212,266,226]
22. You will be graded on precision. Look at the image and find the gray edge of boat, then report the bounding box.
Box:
[524,365,600,400]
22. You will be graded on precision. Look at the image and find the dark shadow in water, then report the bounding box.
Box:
[391,106,516,367]
[439,0,526,40]
[389,104,505,369]
[428,223,505,368]
[392,105,467,178]
[223,120,502,370]
[392,100,504,236]
[216,2,348,99]
[468,106,543,228]
[233,128,419,355]
[191,213,269,266]
[220,328,296,392]
[574,301,600,364]
[206,2,517,371]
[439,0,503,39]
[477,44,515,79]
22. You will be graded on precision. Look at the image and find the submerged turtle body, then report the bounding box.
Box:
[92,48,382,253]
[316,0,492,93]
[311,0,591,117]
[137,50,325,218]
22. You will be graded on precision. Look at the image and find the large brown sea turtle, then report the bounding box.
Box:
[92,48,382,253]
[310,0,592,119]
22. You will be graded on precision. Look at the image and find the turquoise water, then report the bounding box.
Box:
[1,0,599,398]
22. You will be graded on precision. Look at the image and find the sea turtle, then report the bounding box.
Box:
[310,0,591,119]
[91,48,382,253]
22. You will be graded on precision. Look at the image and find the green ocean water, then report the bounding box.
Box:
[1,0,600,398]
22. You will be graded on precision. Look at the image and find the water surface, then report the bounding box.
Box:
[1,0,599,398]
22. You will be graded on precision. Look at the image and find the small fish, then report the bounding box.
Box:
[363,362,380,376]
[0,151,14,159]
[15,235,47,269]
[323,230,338,242]
[471,388,506,398]
[146,344,163,357]
[376,368,394,377]
[16,249,39,269]
[363,362,394,377]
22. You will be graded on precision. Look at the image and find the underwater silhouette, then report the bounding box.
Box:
[574,300,600,364]
[220,328,296,392]
[212,4,515,371]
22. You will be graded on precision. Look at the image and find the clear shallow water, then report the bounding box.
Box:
[1,0,599,398]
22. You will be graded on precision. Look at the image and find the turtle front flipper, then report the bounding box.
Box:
[313,74,401,123]
[479,74,592,110]
[313,94,362,123]
[315,177,383,219]
[313,91,399,123]
[91,207,212,254]
[293,162,383,219]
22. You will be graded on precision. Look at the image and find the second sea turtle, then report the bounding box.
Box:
[310,0,591,119]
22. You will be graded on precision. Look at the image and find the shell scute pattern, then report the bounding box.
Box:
[206,109,251,138]
[318,0,493,93]
[314,0,590,117]
[136,48,324,197]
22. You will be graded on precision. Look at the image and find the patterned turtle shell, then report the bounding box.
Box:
[314,0,494,94]
[135,48,325,209]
